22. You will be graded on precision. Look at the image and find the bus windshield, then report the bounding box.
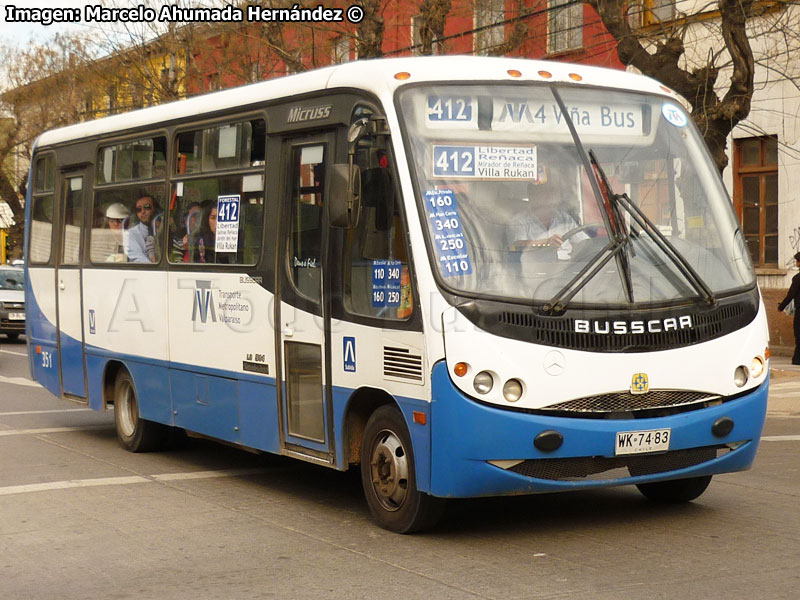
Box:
[399,84,755,307]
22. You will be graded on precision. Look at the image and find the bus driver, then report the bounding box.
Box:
[507,175,587,260]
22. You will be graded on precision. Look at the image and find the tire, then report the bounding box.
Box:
[360,405,445,533]
[6,333,19,341]
[113,370,167,452]
[636,475,713,503]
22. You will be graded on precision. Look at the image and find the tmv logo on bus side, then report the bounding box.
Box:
[192,280,217,323]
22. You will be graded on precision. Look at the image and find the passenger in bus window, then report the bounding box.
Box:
[191,200,218,264]
[124,194,160,263]
[105,202,129,261]
[506,176,587,260]
[170,202,202,263]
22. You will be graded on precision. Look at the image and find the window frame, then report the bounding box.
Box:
[547,0,584,55]
[168,112,268,268]
[733,135,779,268]
[28,153,57,266]
[473,0,505,56]
[88,129,170,267]
[340,104,416,323]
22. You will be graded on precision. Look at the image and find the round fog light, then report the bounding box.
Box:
[473,371,494,395]
[734,365,749,387]
[750,356,765,378]
[503,379,523,402]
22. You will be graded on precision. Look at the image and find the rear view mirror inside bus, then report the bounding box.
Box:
[329,163,361,228]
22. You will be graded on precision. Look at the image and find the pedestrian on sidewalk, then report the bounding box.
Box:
[778,251,800,364]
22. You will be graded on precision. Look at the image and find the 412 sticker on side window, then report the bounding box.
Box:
[425,189,472,278]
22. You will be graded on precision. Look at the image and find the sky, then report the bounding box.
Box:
[0,1,97,47]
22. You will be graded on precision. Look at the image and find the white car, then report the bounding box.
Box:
[0,266,25,340]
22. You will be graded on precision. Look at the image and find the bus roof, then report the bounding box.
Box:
[35,56,674,149]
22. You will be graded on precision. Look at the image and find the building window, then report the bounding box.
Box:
[627,0,676,28]
[548,0,583,54]
[734,136,779,266]
[474,0,505,56]
[411,15,439,55]
[332,36,351,63]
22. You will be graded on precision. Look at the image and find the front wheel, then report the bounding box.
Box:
[113,370,167,452]
[361,405,445,533]
[636,475,712,503]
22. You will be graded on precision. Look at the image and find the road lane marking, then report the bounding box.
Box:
[0,409,93,416]
[0,468,266,497]
[761,435,800,442]
[152,468,266,482]
[0,375,39,388]
[768,382,800,390]
[0,349,27,357]
[0,425,109,436]
[0,476,148,496]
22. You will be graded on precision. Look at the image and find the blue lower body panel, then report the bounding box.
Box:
[429,361,768,498]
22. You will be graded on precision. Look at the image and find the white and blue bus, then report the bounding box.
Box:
[25,57,769,532]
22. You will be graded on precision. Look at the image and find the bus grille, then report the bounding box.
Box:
[384,346,424,382]
[505,446,730,481]
[453,292,759,353]
[542,390,720,414]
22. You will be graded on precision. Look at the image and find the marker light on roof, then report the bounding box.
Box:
[394,72,411,80]
[569,73,583,81]
[507,69,522,78]
[538,70,553,79]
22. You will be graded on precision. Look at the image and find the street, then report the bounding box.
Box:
[1,337,799,600]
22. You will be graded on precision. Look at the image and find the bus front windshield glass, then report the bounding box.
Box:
[398,84,755,306]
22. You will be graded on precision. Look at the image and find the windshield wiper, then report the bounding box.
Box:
[543,90,636,314]
[588,151,716,307]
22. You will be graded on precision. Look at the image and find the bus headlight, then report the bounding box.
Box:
[750,356,765,379]
[503,379,523,402]
[734,366,749,387]
[473,371,494,395]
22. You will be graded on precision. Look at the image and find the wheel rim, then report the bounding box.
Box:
[368,429,409,512]
[117,379,138,438]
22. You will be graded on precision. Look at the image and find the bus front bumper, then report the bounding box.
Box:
[428,361,768,498]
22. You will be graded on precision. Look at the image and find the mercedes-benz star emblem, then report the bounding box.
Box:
[543,350,565,376]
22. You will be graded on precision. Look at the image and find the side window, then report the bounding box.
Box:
[168,175,264,265]
[344,110,412,320]
[90,186,166,264]
[30,155,55,264]
[288,144,325,302]
[169,118,266,265]
[96,136,167,183]
[61,176,84,265]
[175,119,266,175]
[91,136,168,265]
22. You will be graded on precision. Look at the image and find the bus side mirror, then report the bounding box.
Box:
[329,163,361,228]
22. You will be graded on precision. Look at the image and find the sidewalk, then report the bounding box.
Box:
[769,355,800,415]
[769,355,800,380]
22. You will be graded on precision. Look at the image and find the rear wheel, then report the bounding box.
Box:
[636,475,712,503]
[113,370,167,452]
[361,405,445,533]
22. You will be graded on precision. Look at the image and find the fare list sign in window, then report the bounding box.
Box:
[425,189,472,278]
